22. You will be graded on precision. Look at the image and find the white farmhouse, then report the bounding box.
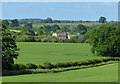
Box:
[52,33,67,39]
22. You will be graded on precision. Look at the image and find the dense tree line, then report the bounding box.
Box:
[11,23,88,43]
[18,18,96,24]
[5,17,108,25]
[2,19,89,43]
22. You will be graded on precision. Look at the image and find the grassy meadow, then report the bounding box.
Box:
[33,22,103,29]
[2,63,118,82]
[2,42,118,82]
[15,42,101,64]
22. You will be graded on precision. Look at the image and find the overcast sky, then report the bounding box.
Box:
[1,2,118,21]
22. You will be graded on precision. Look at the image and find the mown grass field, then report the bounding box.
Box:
[15,42,101,64]
[2,42,118,82]
[2,63,118,82]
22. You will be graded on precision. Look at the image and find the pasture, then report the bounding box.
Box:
[2,42,118,82]
[33,22,103,29]
[15,42,101,64]
[2,63,118,82]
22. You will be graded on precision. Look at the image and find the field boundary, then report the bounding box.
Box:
[2,57,120,76]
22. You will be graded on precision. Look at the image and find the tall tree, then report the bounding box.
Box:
[2,25,19,70]
[46,18,53,23]
[76,24,87,34]
[51,24,60,32]
[99,17,106,23]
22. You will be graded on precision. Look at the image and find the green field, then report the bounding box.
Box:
[33,22,103,29]
[2,63,118,82]
[15,42,101,64]
[2,42,118,82]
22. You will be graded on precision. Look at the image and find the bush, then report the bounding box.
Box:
[13,64,26,70]
[38,62,54,69]
[25,63,38,69]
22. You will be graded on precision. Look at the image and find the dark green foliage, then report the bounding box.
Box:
[13,64,26,70]
[46,18,53,23]
[76,24,87,34]
[38,57,120,69]
[43,25,51,32]
[2,20,9,27]
[37,28,44,35]
[16,35,35,42]
[51,24,60,32]
[25,63,38,69]
[38,62,54,69]
[99,17,106,23]
[2,69,33,76]
[2,26,19,70]
[61,25,70,33]
[89,26,120,57]
[11,19,19,27]
[24,23,33,29]
[2,57,120,76]
[21,28,35,36]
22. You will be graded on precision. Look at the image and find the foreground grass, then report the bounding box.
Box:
[2,63,118,82]
[16,43,101,64]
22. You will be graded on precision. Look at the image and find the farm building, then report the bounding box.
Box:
[52,33,67,39]
[52,33,77,39]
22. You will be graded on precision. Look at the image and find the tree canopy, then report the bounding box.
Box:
[2,25,19,70]
[89,26,120,57]
[99,17,106,23]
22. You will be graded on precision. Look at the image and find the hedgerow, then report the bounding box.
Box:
[2,57,120,76]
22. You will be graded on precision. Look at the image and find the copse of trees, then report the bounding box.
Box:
[11,19,19,27]
[89,26,120,57]
[24,23,33,29]
[18,18,97,24]
[2,20,9,27]
[43,25,51,33]
[61,25,70,33]
[2,18,90,43]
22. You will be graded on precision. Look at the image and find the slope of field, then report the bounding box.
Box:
[15,42,101,64]
[33,22,103,29]
[2,63,118,82]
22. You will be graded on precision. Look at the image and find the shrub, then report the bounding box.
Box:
[13,64,26,70]
[38,62,54,69]
[25,63,38,69]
